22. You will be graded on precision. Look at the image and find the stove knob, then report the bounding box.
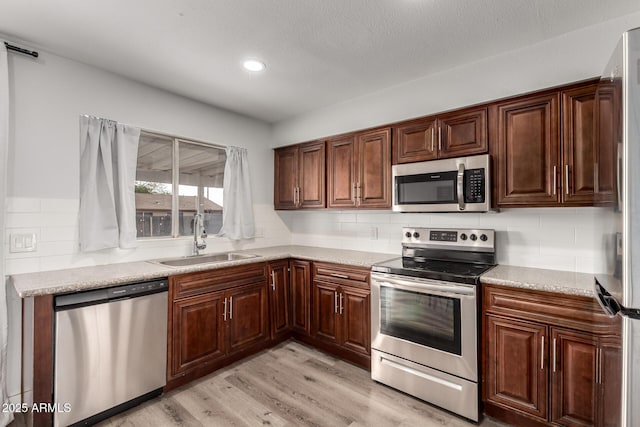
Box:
[460,233,468,241]
[413,232,420,239]
[470,234,478,241]
[480,234,488,242]
[405,231,412,238]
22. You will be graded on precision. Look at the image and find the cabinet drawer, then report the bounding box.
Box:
[171,263,267,300]
[313,262,370,289]
[483,284,619,335]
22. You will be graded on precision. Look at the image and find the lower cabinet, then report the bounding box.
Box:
[483,285,621,427]
[311,262,371,367]
[168,263,269,387]
[167,259,372,388]
[290,259,312,336]
[267,260,291,341]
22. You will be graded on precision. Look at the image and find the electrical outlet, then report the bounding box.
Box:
[10,233,37,253]
[370,226,378,240]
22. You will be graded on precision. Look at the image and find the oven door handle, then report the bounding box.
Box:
[375,279,475,297]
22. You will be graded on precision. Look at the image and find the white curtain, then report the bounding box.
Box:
[0,42,13,427]
[217,146,255,240]
[78,116,141,252]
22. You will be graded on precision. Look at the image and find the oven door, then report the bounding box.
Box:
[371,272,478,381]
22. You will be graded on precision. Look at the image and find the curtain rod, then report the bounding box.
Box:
[4,42,39,58]
[80,115,227,149]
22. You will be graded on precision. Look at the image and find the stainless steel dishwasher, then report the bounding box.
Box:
[53,278,168,426]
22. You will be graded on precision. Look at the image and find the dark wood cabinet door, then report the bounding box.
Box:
[290,259,311,336]
[438,107,488,158]
[562,85,597,205]
[268,260,291,340]
[597,337,622,427]
[327,135,357,208]
[357,128,391,208]
[593,82,619,206]
[492,93,560,206]
[274,145,298,209]
[550,328,597,427]
[393,117,437,164]
[340,285,370,356]
[312,281,339,345]
[172,292,226,377]
[227,283,269,355]
[299,141,326,208]
[485,315,548,421]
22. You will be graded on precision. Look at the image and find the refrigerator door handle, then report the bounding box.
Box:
[594,279,619,317]
[594,279,640,319]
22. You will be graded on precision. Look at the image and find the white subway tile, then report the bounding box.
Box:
[5,213,41,228]
[39,212,78,228]
[537,225,575,243]
[5,258,41,275]
[7,197,40,213]
[430,213,481,228]
[40,198,79,213]
[356,212,390,224]
[40,227,76,242]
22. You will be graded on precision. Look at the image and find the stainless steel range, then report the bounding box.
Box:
[371,227,496,422]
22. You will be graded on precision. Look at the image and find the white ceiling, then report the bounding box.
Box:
[2,0,640,123]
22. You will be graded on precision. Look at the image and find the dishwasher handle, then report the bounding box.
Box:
[55,278,169,311]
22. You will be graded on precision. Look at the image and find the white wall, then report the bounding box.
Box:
[273,12,640,144]
[3,49,291,276]
[270,12,640,276]
[2,49,291,405]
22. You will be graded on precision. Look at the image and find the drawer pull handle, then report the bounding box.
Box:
[331,273,349,279]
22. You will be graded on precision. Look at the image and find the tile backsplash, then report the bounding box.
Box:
[4,197,291,275]
[4,197,607,275]
[277,207,608,274]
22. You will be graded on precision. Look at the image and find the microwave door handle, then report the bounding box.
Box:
[457,163,465,211]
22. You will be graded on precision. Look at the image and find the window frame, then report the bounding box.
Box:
[137,130,226,239]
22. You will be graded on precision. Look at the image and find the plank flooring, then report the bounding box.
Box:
[90,340,509,427]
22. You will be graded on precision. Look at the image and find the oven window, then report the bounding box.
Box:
[395,171,457,204]
[380,286,462,355]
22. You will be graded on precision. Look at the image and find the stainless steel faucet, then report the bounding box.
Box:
[193,213,207,255]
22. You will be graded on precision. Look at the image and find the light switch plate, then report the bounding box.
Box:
[10,233,37,253]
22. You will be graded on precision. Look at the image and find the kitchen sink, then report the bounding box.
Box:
[154,252,260,267]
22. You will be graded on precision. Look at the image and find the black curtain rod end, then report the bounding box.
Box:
[4,42,39,58]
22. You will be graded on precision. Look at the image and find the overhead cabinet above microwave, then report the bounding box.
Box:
[393,106,488,164]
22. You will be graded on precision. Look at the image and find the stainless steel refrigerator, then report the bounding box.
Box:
[593,26,640,427]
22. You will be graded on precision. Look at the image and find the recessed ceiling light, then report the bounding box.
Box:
[243,59,266,72]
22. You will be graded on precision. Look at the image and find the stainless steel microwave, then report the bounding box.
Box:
[392,154,491,212]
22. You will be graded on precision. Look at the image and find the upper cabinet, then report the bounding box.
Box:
[593,80,620,206]
[275,78,603,211]
[327,128,392,209]
[491,80,599,207]
[491,92,561,206]
[274,141,325,210]
[393,106,488,164]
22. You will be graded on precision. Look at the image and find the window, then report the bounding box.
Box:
[135,131,226,239]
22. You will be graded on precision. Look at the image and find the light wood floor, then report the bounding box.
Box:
[88,340,508,427]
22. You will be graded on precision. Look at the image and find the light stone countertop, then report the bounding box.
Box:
[10,245,597,299]
[480,264,596,298]
[10,245,399,298]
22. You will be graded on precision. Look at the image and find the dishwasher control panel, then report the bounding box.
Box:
[55,278,168,311]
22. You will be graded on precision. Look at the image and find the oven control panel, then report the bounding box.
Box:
[402,227,495,250]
